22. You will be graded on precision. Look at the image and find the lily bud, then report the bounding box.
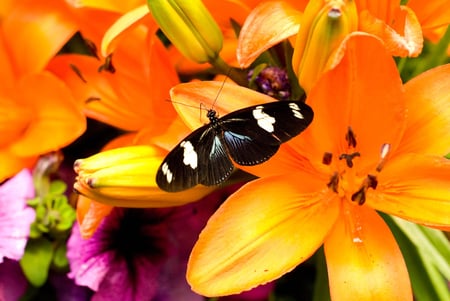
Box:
[147,0,223,63]
[74,146,214,207]
[292,0,358,92]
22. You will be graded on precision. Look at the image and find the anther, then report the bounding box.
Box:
[339,152,360,168]
[98,54,116,73]
[327,172,339,193]
[322,152,333,165]
[351,186,366,205]
[376,143,391,172]
[346,127,357,148]
[367,174,378,189]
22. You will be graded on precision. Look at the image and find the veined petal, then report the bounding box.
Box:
[237,1,302,68]
[359,7,423,57]
[76,196,113,239]
[367,153,450,227]
[2,0,77,75]
[187,174,340,296]
[10,72,86,157]
[291,34,406,173]
[407,0,450,42]
[324,204,412,301]
[396,64,450,155]
[170,81,278,130]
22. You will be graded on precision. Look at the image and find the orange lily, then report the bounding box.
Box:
[186,35,450,299]
[237,0,434,91]
[0,1,86,182]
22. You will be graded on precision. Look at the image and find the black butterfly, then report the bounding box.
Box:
[156,101,314,192]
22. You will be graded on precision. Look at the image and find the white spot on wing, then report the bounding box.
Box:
[289,103,304,119]
[252,106,275,133]
[180,141,198,169]
[161,162,173,183]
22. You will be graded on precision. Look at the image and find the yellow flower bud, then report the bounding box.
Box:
[147,0,223,63]
[292,0,358,92]
[74,146,214,207]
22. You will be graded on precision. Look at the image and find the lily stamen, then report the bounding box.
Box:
[376,143,391,172]
[322,152,333,165]
[339,152,360,168]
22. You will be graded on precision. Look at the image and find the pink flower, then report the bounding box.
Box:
[0,169,36,262]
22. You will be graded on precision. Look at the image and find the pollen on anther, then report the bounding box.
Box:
[345,127,357,148]
[322,152,333,165]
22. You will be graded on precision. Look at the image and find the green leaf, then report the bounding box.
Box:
[312,247,331,301]
[52,243,69,271]
[391,216,450,279]
[383,215,450,301]
[20,238,54,287]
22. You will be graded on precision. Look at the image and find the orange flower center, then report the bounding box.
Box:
[325,127,389,205]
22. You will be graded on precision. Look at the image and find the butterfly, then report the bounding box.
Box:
[156,100,314,192]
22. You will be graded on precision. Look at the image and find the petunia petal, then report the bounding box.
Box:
[367,153,450,227]
[236,1,302,68]
[396,64,450,156]
[170,81,278,130]
[10,72,86,157]
[187,173,339,296]
[0,169,36,262]
[291,34,406,174]
[324,204,412,301]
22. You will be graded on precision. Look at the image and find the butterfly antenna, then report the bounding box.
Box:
[164,98,201,110]
[211,68,233,109]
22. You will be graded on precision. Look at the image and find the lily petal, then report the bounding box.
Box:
[359,7,423,57]
[325,204,412,301]
[407,0,450,42]
[396,64,450,156]
[2,0,77,75]
[10,72,86,157]
[368,153,450,227]
[77,196,113,239]
[292,34,406,173]
[170,81,278,130]
[237,1,302,68]
[187,173,339,296]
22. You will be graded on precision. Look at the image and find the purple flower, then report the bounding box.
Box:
[67,190,225,301]
[0,169,36,262]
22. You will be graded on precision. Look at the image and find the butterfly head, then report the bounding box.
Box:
[206,109,219,123]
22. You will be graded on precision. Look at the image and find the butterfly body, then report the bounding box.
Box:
[157,101,313,192]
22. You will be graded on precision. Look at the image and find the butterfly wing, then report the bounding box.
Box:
[197,132,234,186]
[156,124,234,192]
[220,100,313,165]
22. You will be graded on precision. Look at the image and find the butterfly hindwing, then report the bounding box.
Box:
[156,125,233,192]
[198,133,234,186]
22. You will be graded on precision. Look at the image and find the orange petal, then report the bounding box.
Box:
[324,204,412,301]
[291,34,406,174]
[77,195,113,239]
[187,173,340,296]
[11,72,86,157]
[396,64,450,156]
[2,0,77,75]
[0,150,36,182]
[367,153,450,227]
[407,0,450,42]
[237,1,302,68]
[359,7,423,57]
[170,81,278,130]
[66,0,143,13]
[101,4,154,57]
